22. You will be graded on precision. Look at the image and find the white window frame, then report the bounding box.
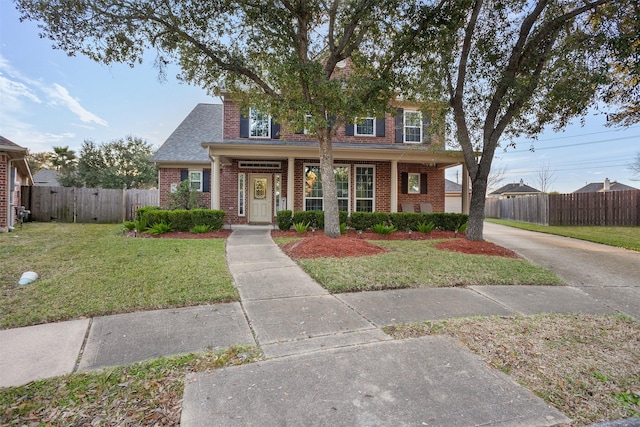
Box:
[303,164,351,212]
[189,170,203,192]
[404,111,422,144]
[354,165,376,212]
[408,172,421,194]
[274,174,281,215]
[303,114,313,135]
[355,117,375,136]
[249,108,271,138]
[238,173,246,216]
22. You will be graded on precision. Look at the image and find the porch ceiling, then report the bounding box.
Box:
[203,140,464,169]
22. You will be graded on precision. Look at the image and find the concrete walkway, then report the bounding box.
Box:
[1,224,636,426]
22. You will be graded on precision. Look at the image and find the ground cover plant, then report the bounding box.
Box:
[487,219,640,252]
[274,236,562,292]
[385,314,640,426]
[0,345,262,426]
[0,223,237,329]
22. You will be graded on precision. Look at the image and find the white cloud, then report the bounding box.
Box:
[45,83,108,126]
[0,73,42,105]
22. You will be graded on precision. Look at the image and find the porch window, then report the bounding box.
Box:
[304,164,350,211]
[274,174,281,215]
[355,166,375,212]
[189,171,203,191]
[404,111,422,143]
[355,117,375,136]
[250,108,271,138]
[238,173,245,216]
[408,173,420,194]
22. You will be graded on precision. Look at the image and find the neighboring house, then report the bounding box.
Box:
[445,178,472,213]
[152,99,469,225]
[32,169,61,186]
[573,178,638,193]
[489,179,542,199]
[0,136,33,232]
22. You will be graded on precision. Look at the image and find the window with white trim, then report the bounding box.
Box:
[238,173,245,216]
[355,117,375,136]
[304,164,350,212]
[274,174,281,215]
[408,173,420,194]
[249,108,271,138]
[189,171,203,191]
[404,111,422,143]
[355,166,375,212]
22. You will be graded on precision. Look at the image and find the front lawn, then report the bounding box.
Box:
[0,223,237,329]
[276,239,563,292]
[486,219,640,251]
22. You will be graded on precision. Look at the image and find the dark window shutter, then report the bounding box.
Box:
[400,172,408,194]
[395,109,404,143]
[180,169,188,181]
[203,170,211,192]
[422,113,431,144]
[240,113,249,138]
[345,124,354,136]
[376,117,385,137]
[271,120,280,139]
[420,173,428,194]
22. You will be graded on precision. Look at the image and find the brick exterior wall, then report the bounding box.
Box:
[158,167,211,209]
[0,154,7,230]
[397,163,445,212]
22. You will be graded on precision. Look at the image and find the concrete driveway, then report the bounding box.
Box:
[483,221,640,320]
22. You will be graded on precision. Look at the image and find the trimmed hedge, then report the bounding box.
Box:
[276,210,293,231]
[291,210,349,230]
[137,207,225,231]
[349,212,468,231]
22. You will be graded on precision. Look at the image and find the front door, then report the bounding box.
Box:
[248,174,272,223]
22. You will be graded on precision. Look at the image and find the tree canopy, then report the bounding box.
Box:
[400,0,637,239]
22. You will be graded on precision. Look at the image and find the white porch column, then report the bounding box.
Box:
[211,155,221,210]
[390,160,398,213]
[461,163,470,214]
[287,157,295,211]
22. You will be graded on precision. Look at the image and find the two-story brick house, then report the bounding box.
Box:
[151,98,469,225]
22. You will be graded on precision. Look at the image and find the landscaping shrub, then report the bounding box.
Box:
[293,211,319,228]
[389,212,421,231]
[147,221,173,235]
[137,207,225,231]
[122,221,136,231]
[293,222,310,233]
[348,212,468,232]
[371,222,397,235]
[415,221,436,233]
[276,210,293,231]
[191,224,213,234]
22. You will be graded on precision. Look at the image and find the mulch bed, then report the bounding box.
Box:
[273,229,520,259]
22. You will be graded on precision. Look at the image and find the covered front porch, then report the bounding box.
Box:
[203,141,469,224]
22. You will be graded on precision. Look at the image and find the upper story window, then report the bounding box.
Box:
[404,111,422,143]
[250,108,271,138]
[355,117,375,136]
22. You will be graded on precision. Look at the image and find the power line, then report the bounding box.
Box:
[504,135,639,153]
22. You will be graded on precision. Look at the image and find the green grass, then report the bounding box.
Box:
[292,240,562,292]
[0,345,262,425]
[486,219,640,251]
[0,223,238,329]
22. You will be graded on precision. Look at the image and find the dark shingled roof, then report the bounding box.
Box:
[150,104,223,163]
[490,180,541,195]
[33,169,61,186]
[573,181,638,193]
[445,179,462,192]
[0,135,26,150]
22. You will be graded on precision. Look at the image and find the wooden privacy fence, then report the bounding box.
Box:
[21,186,158,223]
[485,190,640,226]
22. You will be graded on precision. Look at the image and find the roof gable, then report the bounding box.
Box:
[490,180,541,195]
[573,181,639,193]
[150,104,223,163]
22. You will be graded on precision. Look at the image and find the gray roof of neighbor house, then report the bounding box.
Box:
[573,180,638,193]
[490,179,541,195]
[33,169,61,186]
[445,179,464,192]
[0,135,27,151]
[150,103,223,163]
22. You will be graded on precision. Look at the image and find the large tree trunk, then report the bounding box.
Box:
[466,175,489,241]
[317,129,340,238]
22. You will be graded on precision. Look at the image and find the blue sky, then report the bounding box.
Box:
[1,2,639,193]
